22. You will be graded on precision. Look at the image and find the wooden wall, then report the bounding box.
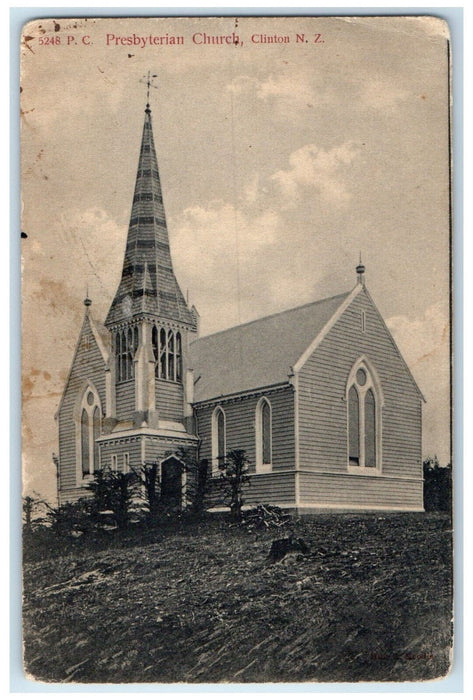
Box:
[195,386,295,474]
[155,379,184,422]
[297,288,423,481]
[116,379,135,420]
[57,316,107,504]
[299,471,423,511]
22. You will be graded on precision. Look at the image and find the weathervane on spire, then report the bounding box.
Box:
[139,71,158,111]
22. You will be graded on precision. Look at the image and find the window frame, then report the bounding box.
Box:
[75,383,102,485]
[255,397,272,473]
[211,406,226,475]
[346,357,383,475]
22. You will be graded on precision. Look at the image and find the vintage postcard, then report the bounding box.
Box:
[21,16,453,683]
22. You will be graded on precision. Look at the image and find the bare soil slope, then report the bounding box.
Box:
[23,512,453,683]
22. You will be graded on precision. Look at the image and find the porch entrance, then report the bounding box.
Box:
[160,457,183,510]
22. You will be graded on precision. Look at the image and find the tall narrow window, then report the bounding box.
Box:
[81,409,90,476]
[76,385,102,483]
[93,406,101,471]
[262,401,271,465]
[115,332,121,382]
[217,410,225,469]
[348,386,360,465]
[364,389,376,467]
[160,328,167,378]
[346,360,382,470]
[212,407,226,474]
[127,327,133,379]
[176,332,182,382]
[152,325,158,362]
[167,330,175,380]
[256,398,272,471]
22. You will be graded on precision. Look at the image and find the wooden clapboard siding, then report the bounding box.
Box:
[58,316,107,499]
[207,471,296,507]
[155,379,184,421]
[116,379,135,420]
[99,437,143,473]
[58,486,91,505]
[194,386,295,473]
[298,288,422,480]
[245,471,296,504]
[299,471,423,511]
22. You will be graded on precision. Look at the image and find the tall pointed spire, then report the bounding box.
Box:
[105,103,195,328]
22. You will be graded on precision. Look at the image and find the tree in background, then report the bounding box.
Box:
[218,449,251,522]
[423,456,452,513]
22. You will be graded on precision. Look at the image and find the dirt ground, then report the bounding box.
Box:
[23,511,453,683]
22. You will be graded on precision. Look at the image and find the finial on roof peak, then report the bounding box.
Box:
[356,254,365,285]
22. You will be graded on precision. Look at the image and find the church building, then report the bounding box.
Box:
[56,101,425,513]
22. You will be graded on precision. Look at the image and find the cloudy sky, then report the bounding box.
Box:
[21,16,451,502]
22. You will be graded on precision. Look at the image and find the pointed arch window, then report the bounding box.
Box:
[81,409,90,476]
[212,407,226,474]
[167,330,174,379]
[76,385,102,482]
[176,332,182,381]
[152,325,158,364]
[348,386,360,465]
[115,325,139,382]
[159,328,167,378]
[152,326,183,383]
[346,359,382,471]
[256,397,272,472]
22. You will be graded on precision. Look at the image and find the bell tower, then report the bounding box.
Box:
[104,89,198,438]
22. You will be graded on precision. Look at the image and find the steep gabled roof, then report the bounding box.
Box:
[189,290,352,403]
[105,105,195,328]
[55,307,110,418]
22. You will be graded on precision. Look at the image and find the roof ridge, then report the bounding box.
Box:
[192,289,352,343]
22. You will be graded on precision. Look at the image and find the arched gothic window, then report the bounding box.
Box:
[256,397,272,472]
[176,332,182,381]
[167,330,174,379]
[346,360,382,470]
[76,385,102,481]
[159,327,167,378]
[81,409,89,476]
[115,325,139,382]
[151,325,183,383]
[212,406,226,474]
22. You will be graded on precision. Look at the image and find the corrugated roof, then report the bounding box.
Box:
[189,291,351,403]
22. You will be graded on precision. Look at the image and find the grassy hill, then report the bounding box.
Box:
[23,511,453,684]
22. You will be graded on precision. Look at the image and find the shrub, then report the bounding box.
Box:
[218,449,251,522]
[423,457,452,513]
[87,468,139,530]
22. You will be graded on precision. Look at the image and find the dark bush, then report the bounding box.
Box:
[423,457,452,513]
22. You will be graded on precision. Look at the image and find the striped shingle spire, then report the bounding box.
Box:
[105,105,195,328]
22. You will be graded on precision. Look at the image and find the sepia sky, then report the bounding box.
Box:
[21,16,451,502]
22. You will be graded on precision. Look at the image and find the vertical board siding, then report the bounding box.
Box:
[155,380,184,422]
[195,386,295,476]
[58,316,107,500]
[299,471,423,511]
[298,289,422,480]
[116,380,135,421]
